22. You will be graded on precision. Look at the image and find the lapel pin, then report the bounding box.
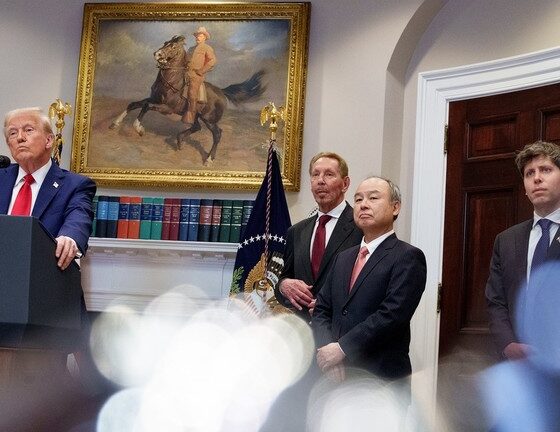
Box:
[53,182,59,188]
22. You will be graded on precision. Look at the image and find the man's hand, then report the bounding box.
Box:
[503,342,532,360]
[317,342,346,372]
[55,235,79,270]
[308,299,316,317]
[279,278,314,310]
[325,363,346,383]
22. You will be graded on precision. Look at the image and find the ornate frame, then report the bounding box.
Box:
[71,2,310,191]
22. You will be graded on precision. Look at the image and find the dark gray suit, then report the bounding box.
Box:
[274,202,362,317]
[486,219,560,354]
[313,234,426,380]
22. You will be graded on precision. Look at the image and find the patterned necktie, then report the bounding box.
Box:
[10,174,35,216]
[311,215,332,279]
[349,246,369,291]
[531,218,553,276]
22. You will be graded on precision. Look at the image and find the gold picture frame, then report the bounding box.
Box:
[71,2,310,191]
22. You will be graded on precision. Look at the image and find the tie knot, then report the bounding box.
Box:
[318,215,332,227]
[359,246,369,257]
[24,174,35,185]
[538,218,552,232]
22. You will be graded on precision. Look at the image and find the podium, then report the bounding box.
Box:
[0,215,84,391]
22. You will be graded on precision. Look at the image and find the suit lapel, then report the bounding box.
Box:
[346,234,397,303]
[0,165,18,214]
[32,163,63,219]
[316,203,354,280]
[300,216,316,282]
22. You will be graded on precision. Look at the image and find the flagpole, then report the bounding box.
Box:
[260,102,285,280]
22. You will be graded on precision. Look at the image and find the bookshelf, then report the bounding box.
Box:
[81,238,238,313]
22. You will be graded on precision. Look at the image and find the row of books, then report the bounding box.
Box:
[92,196,255,243]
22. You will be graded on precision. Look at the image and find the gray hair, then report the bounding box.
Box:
[4,107,53,138]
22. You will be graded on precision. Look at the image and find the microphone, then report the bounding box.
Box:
[0,155,10,169]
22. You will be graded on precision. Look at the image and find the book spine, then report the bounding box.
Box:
[117,196,131,239]
[95,196,109,238]
[150,198,164,240]
[197,199,213,242]
[218,200,233,243]
[178,198,190,241]
[169,198,181,241]
[161,198,173,240]
[139,197,154,240]
[209,199,222,242]
[229,200,243,243]
[106,196,120,238]
[127,197,142,239]
[91,195,98,237]
[241,199,255,239]
[187,199,201,241]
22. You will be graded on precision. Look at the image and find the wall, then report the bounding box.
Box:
[0,0,429,226]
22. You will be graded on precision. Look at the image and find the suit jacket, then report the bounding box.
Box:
[274,202,362,316]
[485,219,560,354]
[313,234,426,379]
[0,161,96,254]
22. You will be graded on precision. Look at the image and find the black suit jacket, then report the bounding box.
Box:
[485,219,560,354]
[313,234,426,379]
[274,202,362,316]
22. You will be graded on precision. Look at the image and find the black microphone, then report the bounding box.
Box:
[0,155,10,169]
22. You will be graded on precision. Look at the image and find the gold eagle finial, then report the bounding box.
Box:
[260,102,285,141]
[48,98,72,165]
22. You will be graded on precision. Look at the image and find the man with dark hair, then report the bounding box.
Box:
[274,151,362,318]
[486,140,560,360]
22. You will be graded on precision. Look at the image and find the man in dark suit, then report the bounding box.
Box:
[486,141,560,360]
[1,107,96,269]
[313,176,426,387]
[274,152,362,318]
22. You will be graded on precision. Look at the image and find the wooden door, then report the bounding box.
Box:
[439,83,560,355]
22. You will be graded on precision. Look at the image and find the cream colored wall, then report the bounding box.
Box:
[0,0,430,225]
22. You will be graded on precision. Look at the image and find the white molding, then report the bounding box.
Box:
[81,238,238,312]
[411,46,560,422]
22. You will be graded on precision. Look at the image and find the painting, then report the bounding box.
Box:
[71,2,310,190]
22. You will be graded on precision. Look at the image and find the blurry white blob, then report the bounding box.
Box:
[307,375,407,432]
[91,286,314,432]
[97,387,144,432]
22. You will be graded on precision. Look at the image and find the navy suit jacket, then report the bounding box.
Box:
[485,219,560,354]
[274,202,362,317]
[313,234,426,379]
[0,161,96,254]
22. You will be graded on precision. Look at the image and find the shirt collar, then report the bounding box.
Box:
[532,207,560,227]
[16,158,52,187]
[361,230,395,255]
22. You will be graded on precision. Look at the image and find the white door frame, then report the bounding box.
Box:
[410,46,560,421]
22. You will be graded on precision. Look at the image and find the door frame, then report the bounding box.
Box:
[410,46,560,422]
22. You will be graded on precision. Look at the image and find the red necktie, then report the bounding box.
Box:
[349,246,369,291]
[311,215,332,279]
[11,174,35,216]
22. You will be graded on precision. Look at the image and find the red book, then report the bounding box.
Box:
[169,198,181,241]
[161,198,173,240]
[117,196,130,238]
[127,196,142,239]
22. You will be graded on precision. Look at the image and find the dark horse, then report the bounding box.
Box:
[110,35,266,165]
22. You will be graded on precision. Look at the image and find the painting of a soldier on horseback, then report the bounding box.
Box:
[72,3,310,190]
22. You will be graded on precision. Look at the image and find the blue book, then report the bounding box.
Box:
[187,199,201,241]
[241,200,255,239]
[91,195,98,237]
[106,196,120,238]
[197,199,213,242]
[95,195,110,238]
[178,199,191,241]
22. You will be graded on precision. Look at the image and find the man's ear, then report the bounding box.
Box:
[392,201,401,217]
[45,133,54,150]
[342,176,350,193]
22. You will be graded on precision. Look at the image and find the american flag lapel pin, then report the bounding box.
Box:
[53,182,59,188]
